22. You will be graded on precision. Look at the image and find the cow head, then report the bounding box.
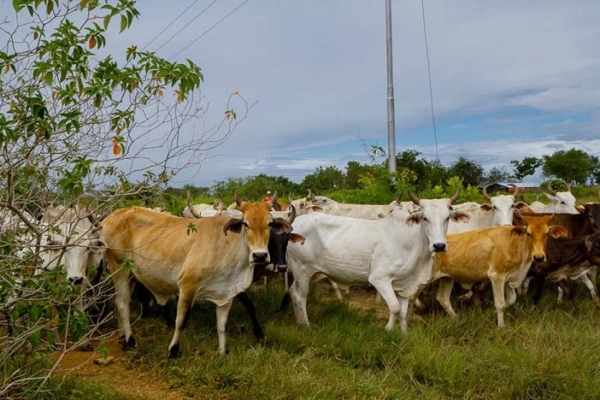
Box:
[40,224,107,285]
[481,183,519,226]
[405,190,470,252]
[267,205,305,274]
[511,213,568,263]
[581,203,600,233]
[223,193,293,266]
[544,182,577,214]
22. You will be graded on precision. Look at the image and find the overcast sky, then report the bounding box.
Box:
[115,0,600,187]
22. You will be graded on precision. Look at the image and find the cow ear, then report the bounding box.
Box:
[510,226,527,237]
[450,211,471,224]
[405,212,423,226]
[548,225,569,239]
[289,233,306,245]
[89,239,107,252]
[223,218,244,236]
[271,219,292,235]
[480,204,493,211]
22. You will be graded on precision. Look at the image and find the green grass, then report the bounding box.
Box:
[58,279,600,399]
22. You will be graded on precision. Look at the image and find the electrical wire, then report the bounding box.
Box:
[421,0,439,161]
[142,0,202,51]
[169,0,249,60]
[154,0,219,53]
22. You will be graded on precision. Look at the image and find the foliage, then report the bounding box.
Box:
[542,148,598,185]
[0,0,246,396]
[510,156,542,181]
[447,157,484,188]
[301,166,345,193]
[484,166,513,183]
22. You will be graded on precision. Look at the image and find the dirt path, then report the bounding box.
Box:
[54,334,189,400]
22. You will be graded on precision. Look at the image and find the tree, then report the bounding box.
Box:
[485,166,513,183]
[447,157,484,188]
[542,148,595,185]
[510,157,542,181]
[301,166,345,193]
[0,1,247,396]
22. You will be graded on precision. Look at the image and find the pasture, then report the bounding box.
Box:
[53,277,600,399]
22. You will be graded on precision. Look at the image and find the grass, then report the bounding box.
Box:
[48,279,600,399]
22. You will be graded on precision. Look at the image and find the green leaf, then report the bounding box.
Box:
[120,14,127,33]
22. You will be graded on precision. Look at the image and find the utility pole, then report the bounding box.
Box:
[385,0,396,175]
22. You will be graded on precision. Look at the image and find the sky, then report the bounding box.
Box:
[112,1,600,187]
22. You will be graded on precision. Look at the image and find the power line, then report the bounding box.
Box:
[170,0,249,60]
[421,0,439,161]
[154,0,219,54]
[141,0,202,51]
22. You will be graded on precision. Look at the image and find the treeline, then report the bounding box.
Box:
[160,147,600,209]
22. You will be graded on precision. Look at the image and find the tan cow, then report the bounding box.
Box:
[101,194,293,357]
[426,214,568,327]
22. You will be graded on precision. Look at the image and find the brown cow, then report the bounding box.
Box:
[101,194,292,357]
[426,214,568,327]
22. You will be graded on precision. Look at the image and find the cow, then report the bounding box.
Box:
[448,183,531,233]
[284,190,470,333]
[523,204,600,310]
[426,214,568,327]
[529,182,578,214]
[101,194,293,357]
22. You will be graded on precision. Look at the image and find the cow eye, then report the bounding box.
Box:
[243,221,249,228]
[423,216,429,222]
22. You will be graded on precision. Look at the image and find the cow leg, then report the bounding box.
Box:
[556,280,578,314]
[577,273,600,306]
[289,275,311,325]
[112,268,135,350]
[368,277,401,331]
[235,292,265,341]
[435,277,457,317]
[216,300,234,355]
[167,290,194,359]
[397,295,411,333]
[530,276,545,305]
[504,285,517,308]
[488,274,507,327]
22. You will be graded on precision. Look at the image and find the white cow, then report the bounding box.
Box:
[448,183,530,233]
[285,191,470,333]
[529,182,578,214]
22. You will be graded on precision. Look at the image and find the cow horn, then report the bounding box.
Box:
[509,183,519,198]
[307,189,314,201]
[288,204,296,225]
[482,183,492,201]
[288,192,294,202]
[449,189,460,204]
[409,191,420,206]
[234,192,243,208]
[270,190,278,206]
[187,190,201,219]
[565,182,571,192]
[547,182,557,196]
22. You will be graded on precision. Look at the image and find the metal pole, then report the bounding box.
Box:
[385,0,396,174]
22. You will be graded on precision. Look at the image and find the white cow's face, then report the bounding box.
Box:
[545,192,577,214]
[311,196,337,208]
[406,199,470,252]
[40,231,106,285]
[489,194,516,226]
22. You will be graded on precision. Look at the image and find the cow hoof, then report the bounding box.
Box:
[168,344,180,359]
[79,343,94,352]
[119,335,136,350]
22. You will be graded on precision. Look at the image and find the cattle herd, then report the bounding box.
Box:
[3,182,600,357]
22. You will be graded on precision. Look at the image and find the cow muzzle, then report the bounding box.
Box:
[274,264,287,273]
[532,254,545,263]
[69,276,84,285]
[432,242,447,252]
[252,251,269,265]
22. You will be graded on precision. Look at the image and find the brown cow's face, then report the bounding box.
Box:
[511,215,568,263]
[236,201,273,265]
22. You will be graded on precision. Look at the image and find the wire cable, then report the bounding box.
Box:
[142,0,202,51]
[170,0,249,60]
[421,0,439,161]
[154,0,219,54]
